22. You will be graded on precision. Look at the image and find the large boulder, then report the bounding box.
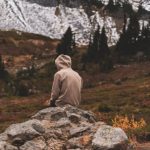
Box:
[92,125,128,150]
[0,105,131,150]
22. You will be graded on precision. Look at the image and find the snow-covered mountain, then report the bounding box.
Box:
[102,0,150,11]
[0,0,149,46]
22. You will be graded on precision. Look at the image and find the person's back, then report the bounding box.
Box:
[49,54,82,107]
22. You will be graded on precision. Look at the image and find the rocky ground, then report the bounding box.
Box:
[0,105,130,150]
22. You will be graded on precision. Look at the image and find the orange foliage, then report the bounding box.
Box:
[112,115,146,131]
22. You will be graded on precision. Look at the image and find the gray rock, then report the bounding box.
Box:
[70,126,91,137]
[64,105,96,123]
[67,137,84,149]
[0,133,8,141]
[32,123,45,134]
[92,125,128,150]
[0,105,129,150]
[32,107,67,121]
[67,148,81,150]
[5,119,44,145]
[55,118,71,128]
[68,113,81,123]
[20,137,46,150]
[46,138,65,150]
[12,137,25,147]
[44,129,63,140]
[90,121,106,135]
[0,141,18,150]
[68,149,81,150]
[114,79,122,85]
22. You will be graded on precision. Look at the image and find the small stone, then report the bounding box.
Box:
[32,123,45,134]
[55,118,71,128]
[114,79,122,85]
[0,133,8,141]
[92,125,128,150]
[12,137,25,147]
[47,138,65,150]
[67,137,84,149]
[70,126,90,137]
[81,111,96,123]
[5,119,43,142]
[0,141,18,150]
[44,129,63,140]
[32,107,67,121]
[20,137,46,150]
[68,113,81,123]
[67,135,92,149]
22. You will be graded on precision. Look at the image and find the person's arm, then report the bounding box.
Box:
[49,73,61,107]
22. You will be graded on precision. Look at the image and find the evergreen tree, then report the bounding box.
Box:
[115,32,129,62]
[99,27,110,59]
[116,13,140,61]
[0,54,5,78]
[83,26,113,71]
[115,12,127,62]
[98,27,113,71]
[56,27,75,56]
[123,13,127,34]
[127,14,140,41]
[126,13,140,55]
[138,23,150,56]
[90,0,103,8]
[123,1,133,15]
[91,25,101,63]
[138,4,147,15]
[106,0,116,12]
[85,25,101,63]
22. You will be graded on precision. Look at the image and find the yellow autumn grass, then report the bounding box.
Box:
[112,115,146,131]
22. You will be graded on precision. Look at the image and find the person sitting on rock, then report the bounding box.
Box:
[48,54,82,107]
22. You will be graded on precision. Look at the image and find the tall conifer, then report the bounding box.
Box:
[56,27,74,56]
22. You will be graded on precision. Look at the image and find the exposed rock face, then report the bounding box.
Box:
[0,105,130,150]
[0,0,149,47]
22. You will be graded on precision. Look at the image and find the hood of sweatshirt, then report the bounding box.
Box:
[55,54,72,70]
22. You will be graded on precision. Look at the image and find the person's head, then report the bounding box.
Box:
[55,54,72,70]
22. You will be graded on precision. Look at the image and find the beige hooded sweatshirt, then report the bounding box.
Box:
[50,54,82,106]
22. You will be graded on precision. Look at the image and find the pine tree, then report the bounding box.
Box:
[138,4,147,15]
[127,14,140,42]
[83,26,113,71]
[123,1,133,15]
[98,27,113,71]
[138,23,150,56]
[99,27,110,59]
[86,25,101,63]
[115,13,128,60]
[56,27,74,56]
[92,25,101,63]
[123,13,127,34]
[116,13,140,60]
[106,0,115,12]
[96,0,104,8]
[115,32,129,62]
[126,13,140,55]
[0,54,5,78]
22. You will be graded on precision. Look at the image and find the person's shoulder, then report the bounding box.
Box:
[72,69,82,78]
[54,71,61,77]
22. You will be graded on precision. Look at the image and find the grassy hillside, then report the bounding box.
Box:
[0,30,59,55]
[0,30,150,145]
[0,62,150,143]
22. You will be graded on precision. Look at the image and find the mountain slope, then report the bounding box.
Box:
[0,0,149,46]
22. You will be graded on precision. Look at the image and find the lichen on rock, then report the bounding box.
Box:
[0,105,130,150]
